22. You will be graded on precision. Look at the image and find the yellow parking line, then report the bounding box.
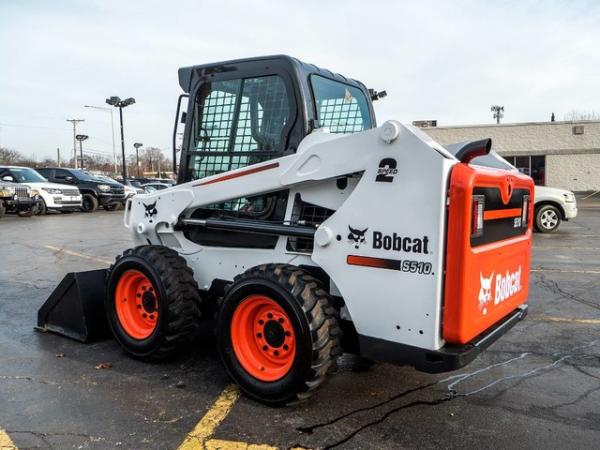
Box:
[0,427,17,450]
[44,245,112,265]
[205,439,276,450]
[530,316,600,325]
[178,385,241,450]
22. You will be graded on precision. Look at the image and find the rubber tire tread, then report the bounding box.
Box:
[81,194,98,213]
[221,263,341,404]
[106,245,201,360]
[534,204,561,233]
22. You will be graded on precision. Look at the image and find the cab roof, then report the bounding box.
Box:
[178,54,369,94]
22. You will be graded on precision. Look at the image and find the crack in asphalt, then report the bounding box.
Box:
[536,275,600,311]
[295,340,599,449]
[7,429,101,450]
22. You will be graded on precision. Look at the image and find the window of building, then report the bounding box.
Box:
[310,75,372,134]
[504,155,546,185]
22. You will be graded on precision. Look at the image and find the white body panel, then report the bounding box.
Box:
[25,182,82,209]
[534,185,578,219]
[125,122,457,351]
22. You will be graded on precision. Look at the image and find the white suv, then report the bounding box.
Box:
[533,186,578,233]
[0,166,82,214]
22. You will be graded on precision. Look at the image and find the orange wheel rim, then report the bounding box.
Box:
[231,295,296,382]
[115,269,159,340]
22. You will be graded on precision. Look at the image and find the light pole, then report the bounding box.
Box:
[84,105,117,174]
[75,134,89,168]
[134,142,143,177]
[67,119,84,168]
[105,96,135,181]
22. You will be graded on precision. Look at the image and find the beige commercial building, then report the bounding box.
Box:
[421,120,600,191]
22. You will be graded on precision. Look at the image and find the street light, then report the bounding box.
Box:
[84,105,117,174]
[75,134,89,169]
[133,142,143,177]
[106,96,136,181]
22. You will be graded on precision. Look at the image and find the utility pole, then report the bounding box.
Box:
[490,105,504,124]
[57,148,61,167]
[67,119,85,168]
[134,142,143,177]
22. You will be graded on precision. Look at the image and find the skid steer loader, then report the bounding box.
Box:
[38,55,534,404]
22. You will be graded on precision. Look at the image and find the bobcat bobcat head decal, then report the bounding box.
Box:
[143,201,157,223]
[478,271,494,315]
[348,225,368,249]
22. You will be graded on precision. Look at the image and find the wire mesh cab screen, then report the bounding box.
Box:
[310,75,372,134]
[189,75,291,181]
[187,74,291,215]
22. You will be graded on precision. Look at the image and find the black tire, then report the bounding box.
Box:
[217,263,341,405]
[103,203,119,211]
[106,245,202,360]
[535,204,561,233]
[81,194,98,213]
[34,198,47,215]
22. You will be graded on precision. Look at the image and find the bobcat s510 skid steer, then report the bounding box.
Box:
[38,55,534,404]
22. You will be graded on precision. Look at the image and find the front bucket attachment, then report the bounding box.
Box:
[36,269,110,343]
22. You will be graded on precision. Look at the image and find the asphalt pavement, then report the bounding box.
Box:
[1,201,599,449]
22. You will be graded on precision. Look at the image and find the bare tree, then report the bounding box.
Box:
[564,110,600,121]
[0,147,25,164]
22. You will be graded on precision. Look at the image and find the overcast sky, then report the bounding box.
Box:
[1,0,599,162]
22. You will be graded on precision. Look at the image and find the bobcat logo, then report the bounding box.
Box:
[143,201,157,222]
[478,272,494,315]
[348,226,368,249]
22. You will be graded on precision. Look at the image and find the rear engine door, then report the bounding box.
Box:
[443,163,534,344]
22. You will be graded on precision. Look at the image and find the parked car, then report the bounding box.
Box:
[441,144,578,233]
[96,175,144,207]
[141,182,170,193]
[36,168,125,213]
[533,186,577,233]
[126,177,176,186]
[0,180,41,217]
[0,166,82,214]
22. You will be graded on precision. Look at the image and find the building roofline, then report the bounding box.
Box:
[427,119,600,130]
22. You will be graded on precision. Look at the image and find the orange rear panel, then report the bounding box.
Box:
[443,163,534,344]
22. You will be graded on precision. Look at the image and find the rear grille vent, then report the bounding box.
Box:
[286,195,334,254]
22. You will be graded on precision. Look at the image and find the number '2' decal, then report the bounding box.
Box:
[375,158,398,183]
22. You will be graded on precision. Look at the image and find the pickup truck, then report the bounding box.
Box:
[0,165,82,214]
[36,167,125,212]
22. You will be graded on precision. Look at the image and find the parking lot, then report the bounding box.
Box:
[1,200,600,450]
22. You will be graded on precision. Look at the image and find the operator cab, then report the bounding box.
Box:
[176,55,377,184]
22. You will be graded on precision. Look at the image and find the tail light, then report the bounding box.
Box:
[522,195,529,227]
[471,195,485,237]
